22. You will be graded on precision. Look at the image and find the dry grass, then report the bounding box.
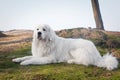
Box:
[0,33,32,43]
[0,42,31,53]
[0,30,32,53]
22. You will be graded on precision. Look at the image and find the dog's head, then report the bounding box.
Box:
[33,24,56,41]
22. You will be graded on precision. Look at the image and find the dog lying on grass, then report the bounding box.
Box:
[12,24,118,70]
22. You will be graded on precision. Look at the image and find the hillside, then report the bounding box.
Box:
[0,30,33,53]
[0,28,120,80]
[0,28,120,57]
[57,28,120,48]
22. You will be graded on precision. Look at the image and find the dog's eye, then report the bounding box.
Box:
[43,28,46,31]
[37,28,39,30]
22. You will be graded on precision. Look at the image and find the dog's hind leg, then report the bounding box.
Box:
[67,48,91,66]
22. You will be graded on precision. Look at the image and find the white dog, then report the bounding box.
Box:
[12,24,118,70]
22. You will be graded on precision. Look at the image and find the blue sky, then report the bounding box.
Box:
[0,0,120,31]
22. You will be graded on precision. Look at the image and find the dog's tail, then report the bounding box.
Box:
[96,53,118,70]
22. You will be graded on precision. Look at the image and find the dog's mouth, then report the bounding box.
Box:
[38,37,42,40]
[37,35,42,40]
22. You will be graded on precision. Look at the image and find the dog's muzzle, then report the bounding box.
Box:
[37,32,42,40]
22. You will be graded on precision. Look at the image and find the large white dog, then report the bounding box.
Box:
[12,24,118,70]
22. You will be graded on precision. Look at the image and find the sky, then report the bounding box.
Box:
[0,0,120,31]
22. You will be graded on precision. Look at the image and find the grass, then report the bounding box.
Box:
[0,45,120,80]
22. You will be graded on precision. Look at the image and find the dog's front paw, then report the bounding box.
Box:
[12,58,22,63]
[20,61,31,65]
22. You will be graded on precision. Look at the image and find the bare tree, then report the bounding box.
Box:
[91,0,104,30]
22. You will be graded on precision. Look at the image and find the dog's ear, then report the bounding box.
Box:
[44,25,56,42]
[45,26,55,42]
[49,28,55,41]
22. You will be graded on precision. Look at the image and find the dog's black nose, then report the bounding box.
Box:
[38,32,42,36]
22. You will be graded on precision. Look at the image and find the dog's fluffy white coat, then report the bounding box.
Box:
[12,24,118,70]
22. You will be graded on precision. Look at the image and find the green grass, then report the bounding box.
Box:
[0,46,120,80]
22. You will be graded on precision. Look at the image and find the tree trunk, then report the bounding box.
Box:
[91,0,104,30]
